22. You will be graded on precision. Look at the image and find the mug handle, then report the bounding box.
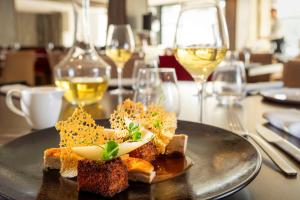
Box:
[6,89,25,117]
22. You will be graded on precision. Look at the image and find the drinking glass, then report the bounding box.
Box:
[132,60,158,90]
[242,47,251,66]
[106,24,135,95]
[134,68,180,115]
[212,51,246,105]
[174,0,229,122]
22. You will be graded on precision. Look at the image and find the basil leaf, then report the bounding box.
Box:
[102,141,119,161]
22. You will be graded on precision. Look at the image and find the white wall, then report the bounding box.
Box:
[148,0,188,6]
[235,0,274,52]
[127,0,148,32]
[276,0,300,56]
[236,0,258,50]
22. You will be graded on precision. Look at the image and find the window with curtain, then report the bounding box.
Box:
[89,7,108,47]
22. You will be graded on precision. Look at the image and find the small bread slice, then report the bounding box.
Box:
[165,134,188,155]
[43,148,83,170]
[44,148,62,170]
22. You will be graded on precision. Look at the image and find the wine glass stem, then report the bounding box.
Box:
[117,64,123,91]
[197,81,205,123]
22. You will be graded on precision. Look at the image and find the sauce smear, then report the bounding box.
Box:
[152,154,193,183]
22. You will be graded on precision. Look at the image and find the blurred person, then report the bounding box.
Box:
[270,8,284,53]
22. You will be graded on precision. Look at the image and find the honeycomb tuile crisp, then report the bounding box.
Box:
[110,99,177,154]
[55,107,107,177]
[56,107,106,147]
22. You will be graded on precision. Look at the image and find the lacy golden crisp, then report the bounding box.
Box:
[110,99,177,154]
[56,107,105,177]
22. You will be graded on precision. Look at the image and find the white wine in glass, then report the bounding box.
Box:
[174,1,229,123]
[106,49,132,65]
[106,24,135,95]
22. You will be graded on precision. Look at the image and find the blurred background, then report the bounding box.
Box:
[1,0,300,86]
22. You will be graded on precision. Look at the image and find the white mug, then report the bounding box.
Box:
[6,87,64,130]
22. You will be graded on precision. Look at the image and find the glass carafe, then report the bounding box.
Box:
[54,0,111,106]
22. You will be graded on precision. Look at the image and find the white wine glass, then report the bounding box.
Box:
[106,24,135,95]
[174,0,229,123]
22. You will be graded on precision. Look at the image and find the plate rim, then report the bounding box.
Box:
[177,120,262,200]
[0,119,262,200]
[260,88,300,105]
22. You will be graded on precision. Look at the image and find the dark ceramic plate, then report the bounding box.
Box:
[261,88,300,105]
[0,120,261,200]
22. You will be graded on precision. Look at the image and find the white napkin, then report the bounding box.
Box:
[246,81,283,94]
[263,109,300,139]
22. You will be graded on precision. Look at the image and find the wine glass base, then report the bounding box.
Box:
[109,88,133,95]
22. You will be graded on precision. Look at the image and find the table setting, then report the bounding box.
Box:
[0,0,300,200]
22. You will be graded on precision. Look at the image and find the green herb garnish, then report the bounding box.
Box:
[153,119,162,128]
[127,122,142,142]
[131,131,141,141]
[102,141,119,161]
[151,112,158,117]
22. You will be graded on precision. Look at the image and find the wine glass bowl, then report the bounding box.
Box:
[106,24,135,95]
[174,0,229,122]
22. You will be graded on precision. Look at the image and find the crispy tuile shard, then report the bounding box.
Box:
[55,107,106,177]
[110,99,177,154]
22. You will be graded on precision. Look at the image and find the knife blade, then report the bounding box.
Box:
[256,124,300,163]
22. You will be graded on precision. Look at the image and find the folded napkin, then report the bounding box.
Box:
[263,109,300,138]
[246,81,283,95]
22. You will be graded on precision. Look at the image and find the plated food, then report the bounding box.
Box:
[43,99,190,197]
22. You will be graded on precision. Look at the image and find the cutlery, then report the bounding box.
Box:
[228,112,297,176]
[256,124,300,163]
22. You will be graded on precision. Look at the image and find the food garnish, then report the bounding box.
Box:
[110,99,177,154]
[102,141,119,161]
[153,119,162,128]
[127,122,142,142]
[71,128,154,161]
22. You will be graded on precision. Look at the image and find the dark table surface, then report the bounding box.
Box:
[0,81,300,200]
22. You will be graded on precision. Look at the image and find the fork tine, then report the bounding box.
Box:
[227,110,236,132]
[227,110,244,134]
[227,108,298,176]
[233,113,246,132]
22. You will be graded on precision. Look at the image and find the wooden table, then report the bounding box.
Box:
[1,81,300,200]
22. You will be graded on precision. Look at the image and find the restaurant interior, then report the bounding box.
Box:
[0,0,300,200]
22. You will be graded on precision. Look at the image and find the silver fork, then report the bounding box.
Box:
[227,111,297,176]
